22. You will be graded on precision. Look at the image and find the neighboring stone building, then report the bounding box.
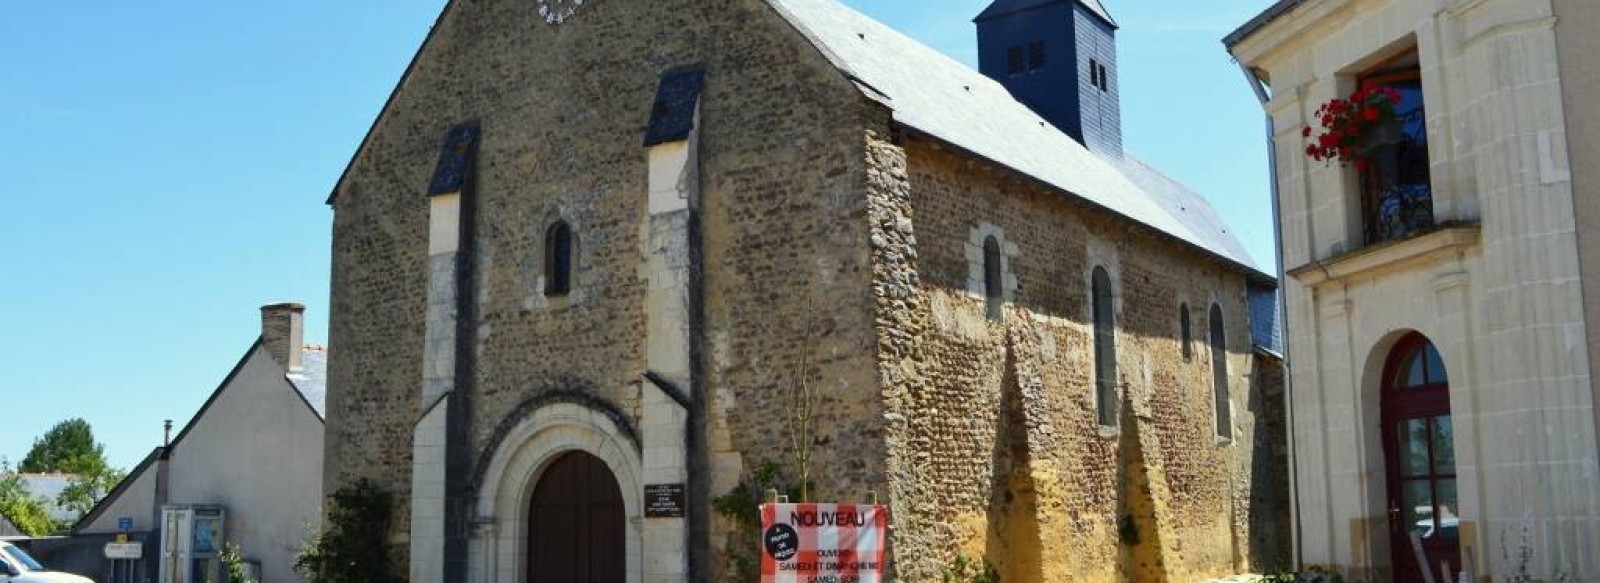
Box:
[15,475,74,525]
[322,0,1285,581]
[1226,1,1600,581]
[63,304,327,583]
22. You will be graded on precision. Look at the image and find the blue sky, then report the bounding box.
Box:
[0,0,1276,471]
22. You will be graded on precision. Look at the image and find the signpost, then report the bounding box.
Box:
[104,542,143,560]
[760,503,888,583]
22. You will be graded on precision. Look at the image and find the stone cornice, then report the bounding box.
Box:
[1288,222,1481,287]
[1228,0,1354,67]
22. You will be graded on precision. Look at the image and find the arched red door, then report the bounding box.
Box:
[1381,334,1460,583]
[528,451,625,583]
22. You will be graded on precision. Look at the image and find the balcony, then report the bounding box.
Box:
[1358,72,1433,246]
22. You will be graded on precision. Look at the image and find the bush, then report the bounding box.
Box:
[295,480,399,583]
[219,543,257,583]
[942,555,999,583]
[1259,566,1343,583]
[0,471,57,537]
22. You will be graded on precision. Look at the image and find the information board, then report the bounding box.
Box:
[644,484,686,518]
[104,542,143,560]
[760,503,888,583]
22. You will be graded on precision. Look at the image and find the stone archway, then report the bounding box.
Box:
[473,402,643,583]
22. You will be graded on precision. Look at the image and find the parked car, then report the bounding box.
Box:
[0,541,92,583]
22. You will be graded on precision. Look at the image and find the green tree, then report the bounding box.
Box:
[19,419,104,474]
[59,464,127,517]
[0,464,56,536]
[18,419,125,523]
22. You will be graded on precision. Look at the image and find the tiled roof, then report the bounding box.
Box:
[770,0,1266,278]
[975,0,1117,28]
[287,346,328,420]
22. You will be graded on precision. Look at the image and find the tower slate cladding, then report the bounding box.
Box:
[976,0,1123,158]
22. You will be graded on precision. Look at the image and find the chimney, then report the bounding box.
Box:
[261,302,306,371]
[975,0,1123,158]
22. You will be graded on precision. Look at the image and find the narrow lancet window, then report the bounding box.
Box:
[1210,303,1232,440]
[1092,267,1117,427]
[984,236,1003,321]
[545,221,574,297]
[1180,303,1193,362]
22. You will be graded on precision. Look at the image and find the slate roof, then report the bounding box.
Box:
[287,346,328,420]
[1115,156,1256,267]
[770,0,1266,278]
[975,0,1117,28]
[1223,0,1311,49]
[17,475,74,522]
[1249,282,1285,357]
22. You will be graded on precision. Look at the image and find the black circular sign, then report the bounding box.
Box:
[763,523,799,561]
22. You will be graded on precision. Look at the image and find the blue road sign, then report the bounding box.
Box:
[117,517,134,532]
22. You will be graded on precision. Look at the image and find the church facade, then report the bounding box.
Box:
[322,0,1287,581]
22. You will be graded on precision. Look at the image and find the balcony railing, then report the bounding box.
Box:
[1360,105,1434,245]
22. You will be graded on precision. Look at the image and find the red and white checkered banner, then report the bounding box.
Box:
[760,503,888,583]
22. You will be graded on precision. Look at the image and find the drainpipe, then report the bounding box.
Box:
[1238,62,1303,570]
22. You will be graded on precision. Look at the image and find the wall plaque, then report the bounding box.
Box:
[644,484,686,518]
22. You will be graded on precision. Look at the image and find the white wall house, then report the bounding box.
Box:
[73,304,326,583]
[16,475,75,524]
[1226,1,1600,582]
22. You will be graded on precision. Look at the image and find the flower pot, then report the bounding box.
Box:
[1356,119,1405,156]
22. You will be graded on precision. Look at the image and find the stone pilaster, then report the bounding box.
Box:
[640,67,701,583]
[411,191,461,583]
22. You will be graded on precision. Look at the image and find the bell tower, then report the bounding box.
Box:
[975,0,1123,158]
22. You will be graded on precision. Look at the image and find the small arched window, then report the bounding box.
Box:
[544,221,574,297]
[1092,267,1116,427]
[984,236,1003,321]
[1180,303,1193,362]
[1210,303,1232,440]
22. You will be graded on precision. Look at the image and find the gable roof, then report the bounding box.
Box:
[975,0,1117,28]
[769,0,1266,278]
[328,0,1263,279]
[0,513,20,538]
[68,448,159,534]
[288,346,328,420]
[71,341,328,533]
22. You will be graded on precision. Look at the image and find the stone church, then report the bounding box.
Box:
[322,0,1288,581]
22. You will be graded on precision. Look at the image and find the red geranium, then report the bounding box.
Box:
[1303,83,1405,165]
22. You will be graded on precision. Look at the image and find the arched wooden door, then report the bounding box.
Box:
[528,451,625,583]
[1381,334,1459,583]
